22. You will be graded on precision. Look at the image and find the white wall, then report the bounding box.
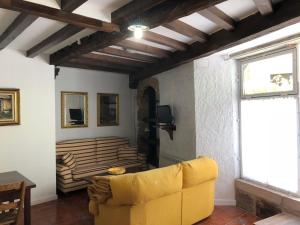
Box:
[56,67,135,143]
[155,63,196,166]
[0,49,56,204]
[194,54,239,205]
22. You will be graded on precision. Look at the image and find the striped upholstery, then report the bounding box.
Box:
[56,137,145,193]
[118,146,138,160]
[62,153,76,170]
[96,137,129,163]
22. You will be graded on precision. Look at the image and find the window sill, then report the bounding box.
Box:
[235,179,300,216]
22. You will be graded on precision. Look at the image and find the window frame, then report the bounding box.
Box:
[238,46,300,196]
[240,47,298,99]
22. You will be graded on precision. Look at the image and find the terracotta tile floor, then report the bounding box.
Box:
[32,190,259,225]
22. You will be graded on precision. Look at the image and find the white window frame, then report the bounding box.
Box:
[238,46,300,196]
[240,47,298,99]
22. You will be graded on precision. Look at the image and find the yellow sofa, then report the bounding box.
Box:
[88,157,218,225]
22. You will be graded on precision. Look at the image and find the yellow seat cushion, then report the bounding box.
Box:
[181,157,218,188]
[108,164,182,205]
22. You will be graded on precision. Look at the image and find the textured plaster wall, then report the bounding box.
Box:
[194,54,239,205]
[155,62,196,166]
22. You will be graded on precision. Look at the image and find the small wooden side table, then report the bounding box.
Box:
[255,213,300,225]
[0,171,36,225]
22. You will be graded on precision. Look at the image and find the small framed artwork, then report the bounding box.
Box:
[61,91,88,128]
[97,93,119,126]
[0,89,20,126]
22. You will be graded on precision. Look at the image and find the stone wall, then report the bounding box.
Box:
[136,78,160,160]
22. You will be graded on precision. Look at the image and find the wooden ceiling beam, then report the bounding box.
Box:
[163,20,208,42]
[0,0,119,32]
[112,0,167,24]
[98,47,158,63]
[69,57,138,73]
[83,53,149,68]
[132,0,300,80]
[50,0,227,65]
[0,13,37,50]
[26,0,87,58]
[253,0,273,16]
[60,62,131,74]
[199,6,234,30]
[116,40,170,58]
[143,31,187,51]
[60,0,87,12]
[27,25,83,58]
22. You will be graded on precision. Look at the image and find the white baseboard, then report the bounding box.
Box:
[215,199,236,206]
[31,194,58,206]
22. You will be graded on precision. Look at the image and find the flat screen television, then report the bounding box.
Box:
[157,105,173,124]
[69,108,83,121]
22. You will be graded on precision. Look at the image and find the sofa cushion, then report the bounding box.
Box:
[62,153,77,170]
[108,164,182,205]
[73,164,109,179]
[181,157,218,188]
[96,137,129,164]
[109,159,142,168]
[56,138,97,167]
[118,146,138,160]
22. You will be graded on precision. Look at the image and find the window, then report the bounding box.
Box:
[240,48,299,194]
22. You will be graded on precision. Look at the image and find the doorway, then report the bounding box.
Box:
[137,78,160,168]
[144,87,159,167]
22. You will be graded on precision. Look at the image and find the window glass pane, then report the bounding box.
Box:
[242,52,294,96]
[241,97,298,193]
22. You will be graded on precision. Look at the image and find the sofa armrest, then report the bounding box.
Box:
[138,152,147,166]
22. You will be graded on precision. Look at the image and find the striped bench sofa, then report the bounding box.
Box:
[56,137,147,193]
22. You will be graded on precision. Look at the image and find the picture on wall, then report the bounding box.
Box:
[97,93,119,126]
[61,91,88,128]
[0,89,20,126]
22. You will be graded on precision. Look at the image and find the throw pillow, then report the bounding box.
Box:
[62,153,77,170]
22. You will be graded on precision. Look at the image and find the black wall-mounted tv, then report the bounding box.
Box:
[157,105,173,124]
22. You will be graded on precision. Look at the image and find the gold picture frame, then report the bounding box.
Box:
[97,93,119,127]
[0,88,20,126]
[61,91,88,128]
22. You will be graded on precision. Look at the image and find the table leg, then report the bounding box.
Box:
[24,188,31,225]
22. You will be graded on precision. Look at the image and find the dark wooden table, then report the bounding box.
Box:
[0,171,36,225]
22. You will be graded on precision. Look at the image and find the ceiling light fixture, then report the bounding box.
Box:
[128,24,149,39]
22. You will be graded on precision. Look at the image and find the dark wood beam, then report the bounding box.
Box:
[253,0,273,15]
[69,57,138,73]
[83,53,149,68]
[116,40,170,58]
[27,25,83,58]
[0,0,119,32]
[132,0,300,80]
[60,0,87,12]
[0,13,37,50]
[60,62,131,74]
[163,20,207,42]
[99,47,158,63]
[50,0,227,65]
[26,0,86,58]
[199,6,235,30]
[143,31,187,51]
[112,0,167,24]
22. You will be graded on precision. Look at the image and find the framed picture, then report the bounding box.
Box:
[97,93,119,126]
[61,92,88,128]
[0,89,20,126]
